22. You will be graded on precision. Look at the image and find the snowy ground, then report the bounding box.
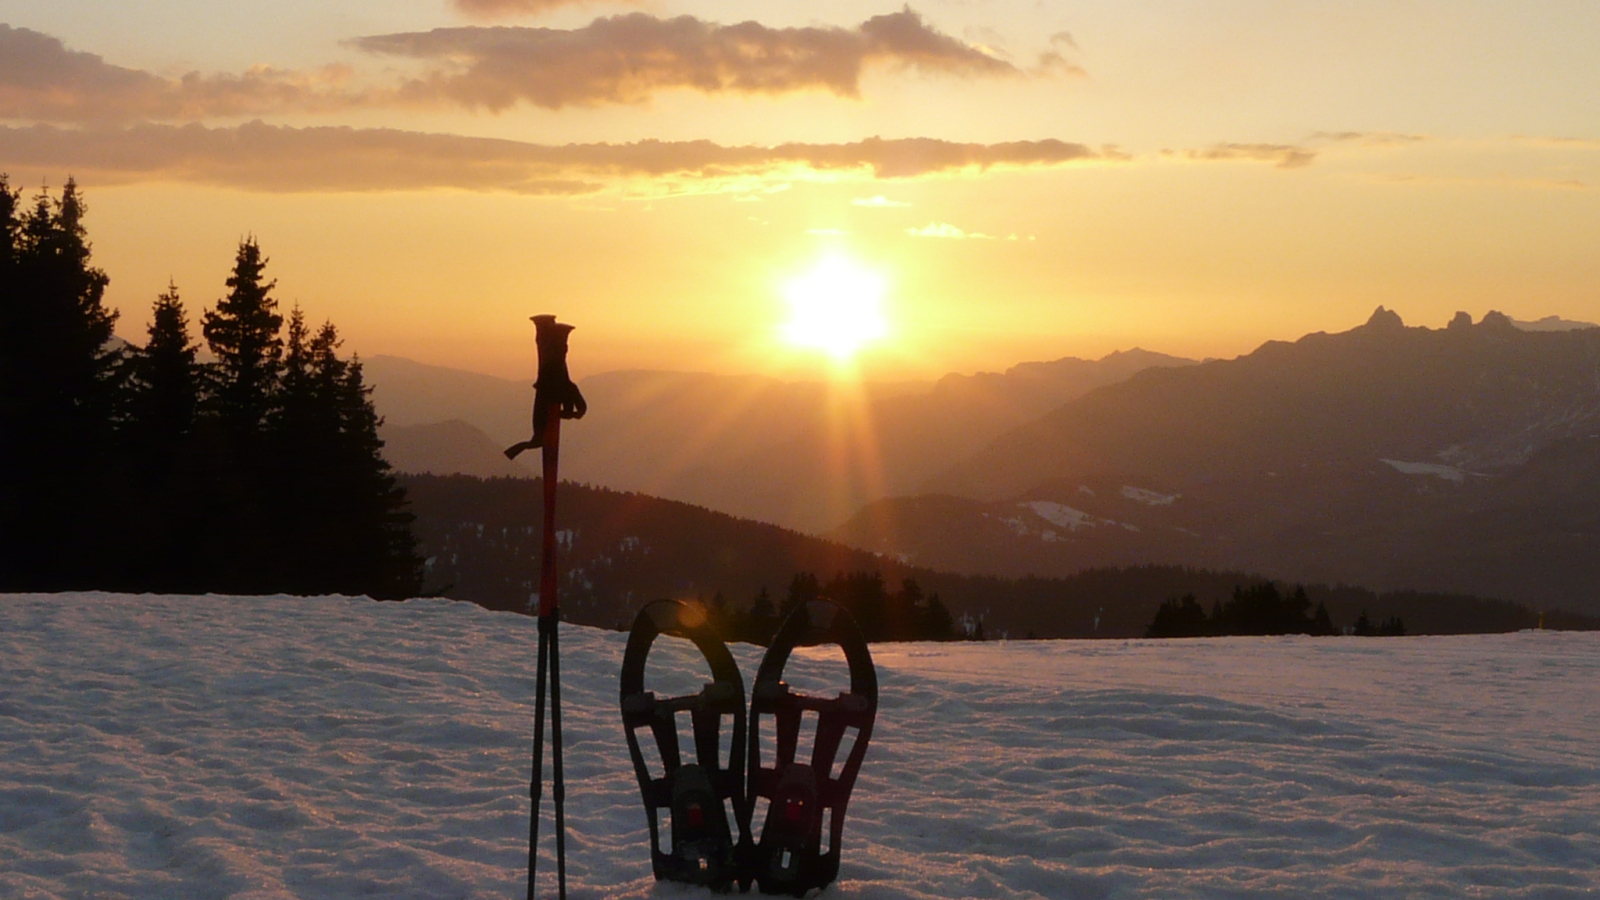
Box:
[2,593,1596,900]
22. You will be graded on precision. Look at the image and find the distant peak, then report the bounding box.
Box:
[1365,306,1405,330]
[1479,310,1516,331]
[1448,311,1473,331]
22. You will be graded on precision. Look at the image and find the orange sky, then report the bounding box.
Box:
[1,1,1597,381]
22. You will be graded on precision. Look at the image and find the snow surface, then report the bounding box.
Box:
[3,593,1598,899]
[1019,501,1098,532]
[1379,459,1471,483]
[1118,487,1179,507]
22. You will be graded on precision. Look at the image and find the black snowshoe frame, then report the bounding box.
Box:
[620,600,750,890]
[744,600,877,896]
[620,598,877,896]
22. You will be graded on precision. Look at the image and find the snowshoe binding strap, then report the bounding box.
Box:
[620,599,749,891]
[744,600,878,896]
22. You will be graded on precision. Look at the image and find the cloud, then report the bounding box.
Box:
[0,24,365,124]
[1166,143,1316,169]
[906,221,996,239]
[853,195,911,207]
[352,9,1020,110]
[454,0,637,19]
[0,122,1114,194]
[1309,131,1427,146]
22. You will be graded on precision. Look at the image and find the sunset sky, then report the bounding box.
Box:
[1,1,1597,381]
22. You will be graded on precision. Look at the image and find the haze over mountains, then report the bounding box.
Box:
[368,348,1196,531]
[366,311,1600,615]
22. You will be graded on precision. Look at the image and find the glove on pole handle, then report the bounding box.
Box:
[519,314,584,900]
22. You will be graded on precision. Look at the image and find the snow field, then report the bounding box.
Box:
[1,593,1596,899]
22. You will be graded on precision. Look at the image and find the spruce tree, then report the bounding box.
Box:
[0,179,122,588]
[127,283,200,454]
[272,320,419,598]
[193,238,285,591]
[203,237,282,435]
[122,283,203,589]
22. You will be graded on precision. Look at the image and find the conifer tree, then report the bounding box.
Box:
[127,283,200,453]
[922,593,955,641]
[120,283,204,589]
[746,585,778,643]
[203,237,281,435]
[0,179,122,588]
[271,320,419,598]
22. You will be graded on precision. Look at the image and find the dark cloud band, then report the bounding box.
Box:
[352,10,1018,110]
[0,121,1112,193]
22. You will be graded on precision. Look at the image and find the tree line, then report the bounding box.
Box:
[699,571,959,645]
[1145,583,1404,638]
[0,178,421,597]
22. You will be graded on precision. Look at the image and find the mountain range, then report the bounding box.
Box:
[835,309,1600,614]
[365,310,1600,615]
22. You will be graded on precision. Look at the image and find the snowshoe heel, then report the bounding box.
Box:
[620,599,749,891]
[745,600,878,896]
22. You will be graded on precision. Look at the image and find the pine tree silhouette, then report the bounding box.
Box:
[121,283,203,590]
[0,178,122,589]
[203,238,282,436]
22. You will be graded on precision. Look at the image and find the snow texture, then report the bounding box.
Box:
[1380,459,1471,483]
[1118,487,1179,506]
[1019,501,1098,531]
[2,593,1598,899]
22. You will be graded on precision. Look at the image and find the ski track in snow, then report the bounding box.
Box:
[2,594,1597,900]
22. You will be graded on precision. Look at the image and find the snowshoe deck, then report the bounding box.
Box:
[744,600,878,896]
[620,600,749,891]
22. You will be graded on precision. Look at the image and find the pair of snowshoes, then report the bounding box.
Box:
[620,599,878,896]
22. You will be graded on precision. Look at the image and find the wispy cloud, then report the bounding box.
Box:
[0,25,366,125]
[1164,143,1316,169]
[0,122,1114,194]
[906,222,996,239]
[453,0,638,20]
[351,10,1022,110]
[1511,135,1600,150]
[1309,131,1428,146]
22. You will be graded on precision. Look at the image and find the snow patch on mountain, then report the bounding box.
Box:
[1121,486,1180,506]
[1380,458,1470,483]
[1020,500,1099,531]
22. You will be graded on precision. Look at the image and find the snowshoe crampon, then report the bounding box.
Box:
[745,600,878,896]
[620,599,750,891]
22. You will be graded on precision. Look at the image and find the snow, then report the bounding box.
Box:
[1379,459,1471,483]
[1119,487,1179,506]
[1019,501,1098,531]
[3,593,1598,899]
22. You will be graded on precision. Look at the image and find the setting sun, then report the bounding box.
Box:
[780,256,890,362]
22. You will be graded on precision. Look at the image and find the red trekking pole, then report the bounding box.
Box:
[506,315,586,900]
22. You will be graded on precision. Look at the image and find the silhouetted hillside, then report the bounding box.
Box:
[400,474,1595,639]
[379,419,533,478]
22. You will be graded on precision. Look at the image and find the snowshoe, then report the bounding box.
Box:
[620,600,750,891]
[744,600,878,896]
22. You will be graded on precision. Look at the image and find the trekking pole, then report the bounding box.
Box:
[507,315,587,900]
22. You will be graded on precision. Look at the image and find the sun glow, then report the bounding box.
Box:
[780,255,890,362]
